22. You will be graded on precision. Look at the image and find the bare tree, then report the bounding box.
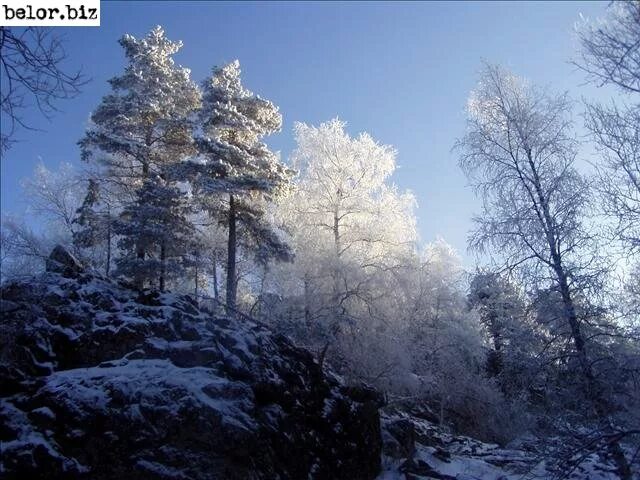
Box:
[21,162,84,243]
[0,216,48,282]
[455,63,632,479]
[576,2,640,255]
[0,27,87,152]
[586,103,640,253]
[576,1,640,94]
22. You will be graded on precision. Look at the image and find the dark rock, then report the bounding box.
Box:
[433,447,451,463]
[384,418,416,459]
[45,245,83,278]
[0,270,382,479]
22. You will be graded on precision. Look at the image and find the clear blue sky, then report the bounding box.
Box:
[0,1,615,265]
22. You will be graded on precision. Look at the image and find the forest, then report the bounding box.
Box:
[1,2,640,480]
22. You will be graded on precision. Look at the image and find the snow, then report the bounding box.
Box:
[377,411,627,480]
[135,459,189,479]
[43,359,257,430]
[0,400,89,474]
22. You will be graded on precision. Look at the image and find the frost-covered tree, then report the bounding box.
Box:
[576,1,640,94]
[289,119,415,264]
[21,161,84,248]
[2,162,85,281]
[78,26,201,288]
[0,216,48,282]
[469,271,523,378]
[456,63,631,479]
[73,178,115,276]
[269,119,418,377]
[467,270,543,400]
[115,177,194,291]
[577,2,640,256]
[79,26,200,184]
[192,60,293,314]
[290,118,415,316]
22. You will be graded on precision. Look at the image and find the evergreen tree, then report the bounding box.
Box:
[114,176,194,291]
[192,60,293,314]
[79,26,200,181]
[468,270,542,398]
[78,26,201,288]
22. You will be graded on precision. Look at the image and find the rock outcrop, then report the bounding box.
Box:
[0,249,382,479]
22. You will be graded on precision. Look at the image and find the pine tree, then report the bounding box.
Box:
[79,26,200,181]
[78,26,201,288]
[192,60,293,314]
[114,176,194,291]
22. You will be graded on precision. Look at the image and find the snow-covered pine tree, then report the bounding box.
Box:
[114,176,194,291]
[79,26,201,181]
[193,60,293,314]
[78,26,201,288]
[73,178,114,276]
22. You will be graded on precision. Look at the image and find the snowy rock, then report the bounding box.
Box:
[0,270,382,479]
[383,418,416,460]
[377,407,626,480]
[45,245,83,278]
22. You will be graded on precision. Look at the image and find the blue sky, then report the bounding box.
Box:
[0,1,617,265]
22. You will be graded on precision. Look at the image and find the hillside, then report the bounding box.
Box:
[0,247,381,479]
[0,247,632,479]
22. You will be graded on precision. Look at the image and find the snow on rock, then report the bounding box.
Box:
[45,245,84,278]
[377,405,626,480]
[0,263,382,479]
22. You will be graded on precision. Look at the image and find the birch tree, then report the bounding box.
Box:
[0,27,86,151]
[574,2,640,275]
[455,63,632,479]
[274,118,417,369]
[577,1,640,256]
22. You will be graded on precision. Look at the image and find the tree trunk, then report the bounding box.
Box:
[226,194,237,317]
[331,207,343,334]
[135,222,145,289]
[487,313,503,377]
[526,149,632,480]
[212,249,219,303]
[194,254,199,302]
[333,208,340,258]
[159,242,166,292]
[105,213,111,278]
[304,274,311,329]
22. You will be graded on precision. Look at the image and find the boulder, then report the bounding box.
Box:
[45,245,83,278]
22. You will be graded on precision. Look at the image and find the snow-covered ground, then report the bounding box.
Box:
[378,409,626,480]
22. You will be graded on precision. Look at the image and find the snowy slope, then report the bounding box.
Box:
[0,250,382,479]
[378,407,627,480]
